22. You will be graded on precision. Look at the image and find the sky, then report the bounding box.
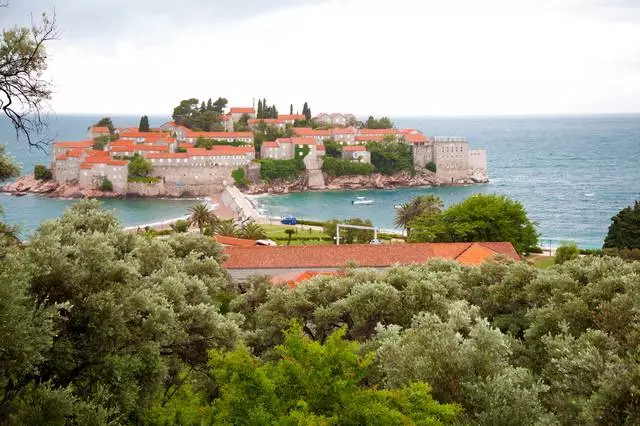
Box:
[1,0,640,116]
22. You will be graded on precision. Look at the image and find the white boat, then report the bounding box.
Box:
[394,204,403,209]
[352,196,374,205]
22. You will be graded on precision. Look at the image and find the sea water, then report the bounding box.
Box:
[1,114,639,247]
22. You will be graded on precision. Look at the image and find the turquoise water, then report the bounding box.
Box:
[2,114,639,247]
[257,116,640,249]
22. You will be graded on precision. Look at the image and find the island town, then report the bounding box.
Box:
[3,99,488,199]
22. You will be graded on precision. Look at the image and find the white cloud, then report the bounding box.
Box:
[31,0,640,115]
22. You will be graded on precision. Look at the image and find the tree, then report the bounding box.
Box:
[410,194,538,253]
[365,116,394,129]
[367,141,414,175]
[240,220,267,240]
[92,135,109,150]
[323,218,374,244]
[206,98,213,111]
[603,201,640,249]
[231,167,250,188]
[215,219,239,237]
[0,145,20,181]
[394,195,444,237]
[302,102,311,121]
[0,14,59,148]
[138,115,150,132]
[284,228,296,245]
[93,117,115,133]
[289,104,293,115]
[189,202,212,234]
[426,161,437,173]
[170,219,189,233]
[257,99,263,119]
[554,242,578,264]
[99,178,113,191]
[128,154,152,179]
[212,97,228,114]
[208,323,460,424]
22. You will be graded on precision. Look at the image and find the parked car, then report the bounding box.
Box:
[369,238,382,245]
[280,215,297,225]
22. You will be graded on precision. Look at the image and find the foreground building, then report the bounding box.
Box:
[223,242,519,280]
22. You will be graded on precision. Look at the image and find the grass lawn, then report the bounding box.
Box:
[527,255,556,269]
[262,224,333,245]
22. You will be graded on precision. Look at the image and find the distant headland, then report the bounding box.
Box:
[1,98,488,198]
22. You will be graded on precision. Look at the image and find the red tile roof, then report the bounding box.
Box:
[185,131,254,139]
[343,145,367,152]
[53,140,94,149]
[262,141,279,149]
[109,140,135,147]
[90,126,110,133]
[290,137,318,146]
[279,114,306,121]
[230,107,255,114]
[146,152,189,159]
[359,128,402,135]
[134,145,170,152]
[85,149,110,157]
[80,163,94,169]
[223,242,520,270]
[215,235,258,247]
[248,118,286,125]
[82,157,128,167]
[110,146,135,153]
[56,154,68,161]
[294,128,331,137]
[404,134,429,144]
[186,146,254,156]
[355,135,385,142]
[120,131,171,140]
[67,148,84,158]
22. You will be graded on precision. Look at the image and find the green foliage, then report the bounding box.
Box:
[0,145,20,181]
[603,200,640,249]
[128,154,152,179]
[99,178,113,191]
[138,115,150,132]
[367,141,414,175]
[128,176,160,184]
[256,97,278,119]
[0,200,239,422]
[189,202,215,234]
[231,167,250,188]
[92,135,110,150]
[302,102,312,121]
[555,242,579,264]
[170,219,189,233]
[234,113,251,132]
[194,137,246,149]
[215,219,239,237]
[322,156,374,177]
[240,220,267,240]
[208,323,459,424]
[33,164,52,181]
[394,195,444,237]
[426,161,437,173]
[365,115,394,129]
[93,117,115,133]
[410,194,538,253]
[171,97,226,131]
[323,139,342,158]
[258,158,305,182]
[323,217,375,244]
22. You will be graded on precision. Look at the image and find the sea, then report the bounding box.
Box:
[1,114,639,248]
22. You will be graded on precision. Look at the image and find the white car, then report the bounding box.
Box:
[369,239,382,245]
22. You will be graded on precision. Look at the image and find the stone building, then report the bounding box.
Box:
[247,118,287,131]
[183,131,254,145]
[78,158,129,192]
[330,127,357,144]
[230,107,256,122]
[341,145,371,164]
[278,114,305,125]
[87,126,110,139]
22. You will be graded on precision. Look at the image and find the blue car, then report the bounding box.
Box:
[280,216,297,225]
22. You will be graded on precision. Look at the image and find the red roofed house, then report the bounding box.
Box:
[78,156,129,192]
[120,131,171,142]
[52,141,97,182]
[223,242,520,280]
[159,121,191,141]
[260,139,292,160]
[330,127,357,144]
[248,118,287,131]
[214,235,258,247]
[278,114,306,125]
[341,145,371,164]
[230,107,256,123]
[183,131,254,145]
[87,126,110,139]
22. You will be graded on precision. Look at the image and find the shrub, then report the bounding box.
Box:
[170,220,189,233]
[128,176,160,184]
[322,157,374,177]
[555,242,579,264]
[426,161,437,173]
[92,136,110,150]
[34,164,52,181]
[128,154,153,179]
[99,178,113,192]
[258,158,305,182]
[367,142,414,175]
[232,168,250,187]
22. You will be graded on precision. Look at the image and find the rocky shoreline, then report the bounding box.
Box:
[244,170,489,195]
[2,170,489,199]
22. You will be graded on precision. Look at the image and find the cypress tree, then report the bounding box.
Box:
[200,101,206,112]
[139,115,150,132]
[207,98,213,111]
[302,102,311,121]
[290,104,293,115]
[257,100,263,119]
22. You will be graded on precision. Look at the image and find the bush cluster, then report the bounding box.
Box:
[322,156,374,177]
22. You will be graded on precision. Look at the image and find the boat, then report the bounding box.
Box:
[394,204,403,209]
[352,196,374,205]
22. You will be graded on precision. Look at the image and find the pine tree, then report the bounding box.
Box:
[207,98,213,111]
[200,101,206,112]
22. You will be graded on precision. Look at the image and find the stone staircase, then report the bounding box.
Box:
[304,156,325,188]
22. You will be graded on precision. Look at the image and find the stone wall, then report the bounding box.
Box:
[127,181,224,197]
[150,165,234,187]
[412,144,434,169]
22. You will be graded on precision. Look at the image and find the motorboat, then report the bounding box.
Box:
[352,196,374,205]
[394,204,403,209]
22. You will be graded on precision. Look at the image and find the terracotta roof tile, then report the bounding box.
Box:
[230,107,256,114]
[290,137,317,145]
[120,131,171,139]
[223,242,519,270]
[185,131,254,139]
[294,128,331,137]
[53,140,94,149]
[359,128,402,135]
[146,152,189,159]
[215,235,258,247]
[271,270,342,288]
[279,114,306,120]
[262,141,279,149]
[90,126,110,133]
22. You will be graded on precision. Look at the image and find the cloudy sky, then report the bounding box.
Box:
[2,0,640,116]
